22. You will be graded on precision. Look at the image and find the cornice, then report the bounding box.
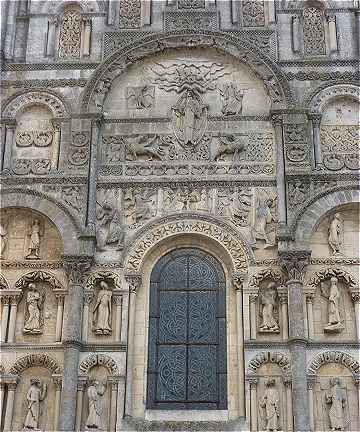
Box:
[1,78,89,88]
[2,62,100,71]
[0,342,127,352]
[0,176,87,185]
[244,340,360,349]
[97,179,277,188]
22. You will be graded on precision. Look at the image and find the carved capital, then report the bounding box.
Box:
[63,256,93,285]
[84,290,94,305]
[49,16,59,26]
[112,294,123,306]
[82,17,92,26]
[284,375,292,387]
[247,376,259,388]
[0,296,10,305]
[249,293,258,303]
[9,295,21,306]
[233,273,245,291]
[279,251,311,282]
[77,377,88,391]
[54,289,66,303]
[125,274,142,293]
[279,293,288,304]
[351,292,360,303]
[271,113,283,126]
[306,293,315,304]
[326,14,336,23]
[52,374,62,389]
[307,376,316,390]
[6,376,19,390]
[308,113,322,126]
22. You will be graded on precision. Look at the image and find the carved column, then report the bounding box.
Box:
[53,375,62,430]
[51,119,62,171]
[355,8,360,56]
[351,292,360,339]
[0,296,10,343]
[7,294,21,343]
[307,376,316,431]
[279,293,289,340]
[248,377,258,432]
[82,290,93,342]
[109,376,120,432]
[55,290,66,342]
[46,17,58,57]
[308,113,322,166]
[141,0,151,26]
[327,15,338,52]
[113,292,123,342]
[3,378,18,431]
[280,250,311,432]
[234,273,245,417]
[271,114,286,225]
[249,294,258,340]
[268,0,276,24]
[291,15,300,53]
[124,274,142,416]
[0,381,5,430]
[75,377,87,431]
[59,257,92,431]
[2,120,16,172]
[284,377,293,431]
[82,18,91,56]
[306,293,315,339]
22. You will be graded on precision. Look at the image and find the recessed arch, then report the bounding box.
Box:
[15,271,64,292]
[79,353,119,376]
[307,351,359,378]
[247,351,291,376]
[9,353,61,375]
[0,188,83,255]
[307,84,360,114]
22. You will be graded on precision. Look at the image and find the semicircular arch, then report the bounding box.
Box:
[79,353,119,376]
[307,351,359,378]
[307,83,360,114]
[15,271,64,292]
[247,351,292,375]
[9,353,61,375]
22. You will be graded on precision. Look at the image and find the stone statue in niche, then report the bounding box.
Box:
[213,134,247,162]
[259,282,280,333]
[126,85,155,109]
[93,281,112,335]
[26,219,42,260]
[23,378,47,430]
[124,189,156,225]
[259,378,280,431]
[252,197,276,249]
[325,377,347,431]
[96,201,125,251]
[220,83,244,116]
[328,213,343,255]
[321,277,344,333]
[86,380,106,429]
[0,220,8,258]
[24,283,44,334]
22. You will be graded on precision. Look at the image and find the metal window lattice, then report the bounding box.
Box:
[147,248,227,410]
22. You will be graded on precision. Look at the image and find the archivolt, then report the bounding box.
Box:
[82,30,291,111]
[10,353,61,375]
[79,353,119,376]
[307,351,359,377]
[123,213,253,274]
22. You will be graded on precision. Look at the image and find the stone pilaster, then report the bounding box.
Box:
[58,256,92,431]
[271,113,286,225]
[280,250,311,432]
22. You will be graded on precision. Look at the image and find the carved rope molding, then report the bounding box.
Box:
[123,214,253,273]
[78,353,119,376]
[1,90,69,119]
[247,351,291,375]
[9,353,62,375]
[15,270,64,291]
[307,351,360,378]
[81,30,291,111]
[85,271,122,290]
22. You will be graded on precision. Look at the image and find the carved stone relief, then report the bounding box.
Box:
[303,7,326,56]
[124,187,157,228]
[242,0,265,27]
[85,380,107,429]
[259,378,281,431]
[119,0,141,28]
[328,213,344,256]
[250,189,277,249]
[258,282,280,333]
[284,123,310,170]
[58,9,82,59]
[126,86,155,109]
[92,281,113,335]
[220,84,245,116]
[96,193,125,252]
[68,132,90,170]
[23,282,44,334]
[23,378,47,429]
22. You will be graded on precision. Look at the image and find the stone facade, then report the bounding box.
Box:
[0,1,359,431]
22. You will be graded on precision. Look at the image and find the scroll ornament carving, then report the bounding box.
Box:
[58,9,82,59]
[248,352,291,374]
[242,0,265,27]
[259,378,280,432]
[307,351,359,376]
[303,7,326,56]
[119,0,141,28]
[126,220,248,272]
[288,181,310,209]
[23,379,47,430]
[178,0,205,8]
[164,10,219,31]
[280,251,310,282]
[16,130,53,147]
[12,158,52,175]
[10,353,61,374]
[68,132,90,169]
[79,353,119,375]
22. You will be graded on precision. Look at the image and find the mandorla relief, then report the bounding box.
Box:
[86,380,106,430]
[24,282,44,334]
[328,213,344,256]
[258,282,280,333]
[321,277,344,333]
[23,379,47,430]
[325,377,347,432]
[93,281,113,335]
[259,378,280,431]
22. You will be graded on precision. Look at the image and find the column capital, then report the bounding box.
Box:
[0,118,16,129]
[5,375,19,389]
[306,292,315,303]
[284,375,292,387]
[307,375,316,390]
[279,250,311,282]
[249,293,258,303]
[279,293,288,304]
[49,16,59,26]
[308,112,322,125]
[0,295,10,305]
[82,16,92,25]
[271,113,283,126]
[54,289,67,302]
[52,374,63,389]
[233,272,245,291]
[246,375,259,388]
[63,255,93,285]
[77,377,88,391]
[125,273,142,294]
[351,291,360,303]
[112,294,123,305]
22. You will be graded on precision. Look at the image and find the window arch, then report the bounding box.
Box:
[58,6,82,59]
[147,248,227,410]
[303,5,326,56]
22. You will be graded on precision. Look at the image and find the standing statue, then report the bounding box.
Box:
[220,83,244,116]
[259,378,280,431]
[328,213,343,255]
[96,201,125,251]
[326,378,346,431]
[26,219,41,259]
[259,282,279,332]
[23,379,47,430]
[252,198,275,249]
[86,380,106,429]
[0,220,8,258]
[93,281,112,335]
[323,277,344,333]
[24,283,43,334]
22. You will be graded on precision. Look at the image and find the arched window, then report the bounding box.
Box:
[147,248,227,410]
[58,7,82,59]
[303,6,326,55]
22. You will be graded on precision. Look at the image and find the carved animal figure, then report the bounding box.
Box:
[213,134,247,162]
[125,134,166,161]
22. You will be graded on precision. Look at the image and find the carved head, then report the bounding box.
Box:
[30,378,41,386]
[265,378,276,387]
[99,281,110,290]
[28,282,36,290]
[330,377,341,387]
[330,277,338,286]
